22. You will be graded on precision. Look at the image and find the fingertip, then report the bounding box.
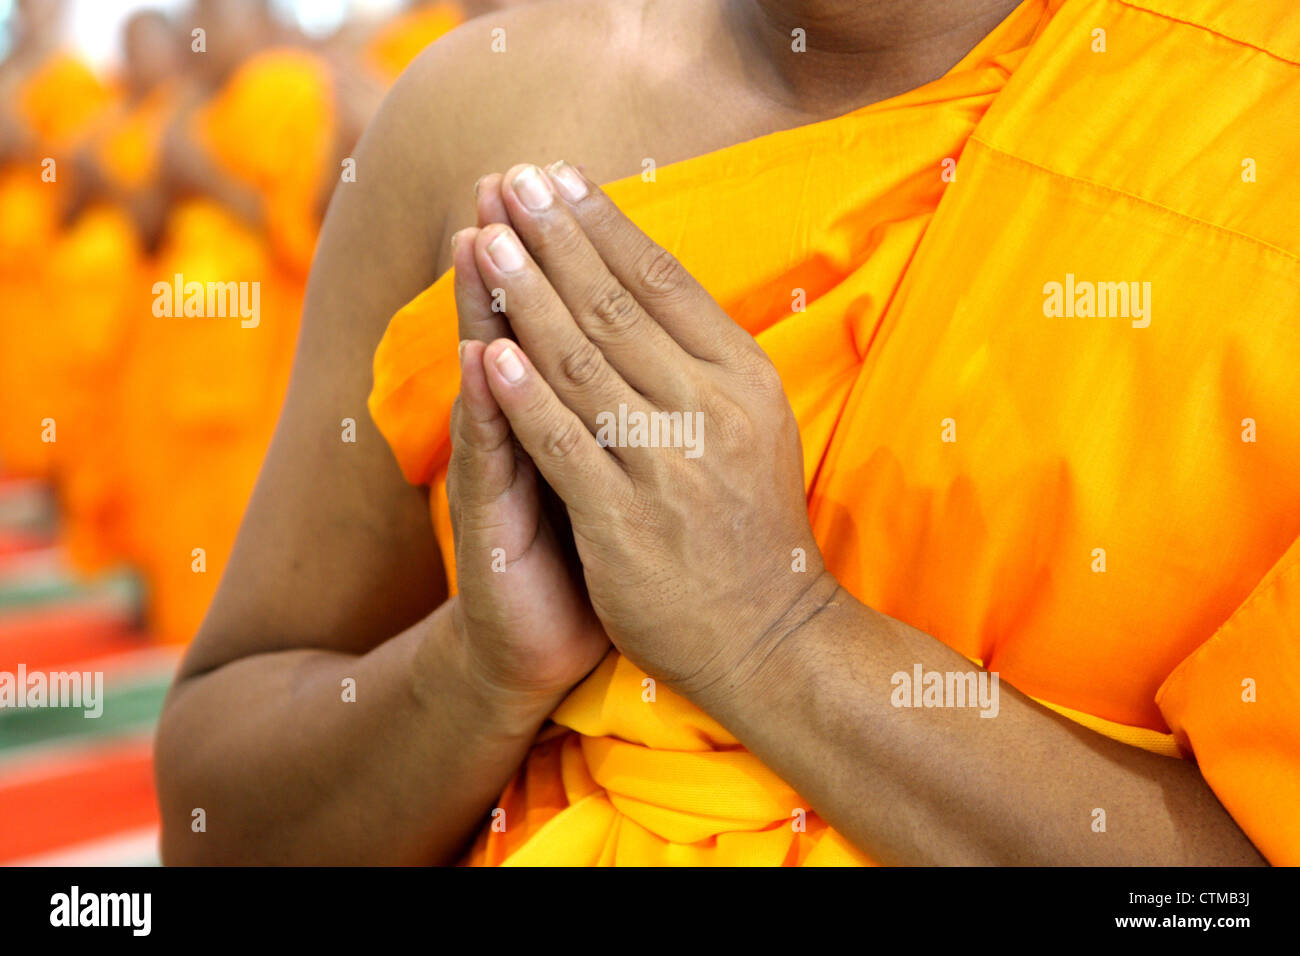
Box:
[451,227,480,270]
[475,222,528,276]
[475,172,508,227]
[474,221,505,253]
[544,160,590,203]
[458,338,493,405]
[458,337,487,369]
[499,163,533,195]
[484,338,529,387]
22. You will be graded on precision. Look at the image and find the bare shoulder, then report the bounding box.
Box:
[378,0,721,268]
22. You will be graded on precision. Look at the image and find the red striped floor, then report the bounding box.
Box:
[0,476,174,866]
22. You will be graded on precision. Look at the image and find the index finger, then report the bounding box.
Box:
[542,160,756,367]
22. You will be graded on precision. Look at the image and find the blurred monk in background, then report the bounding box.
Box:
[108,0,340,643]
[48,10,184,572]
[0,0,114,480]
[102,0,527,640]
[1,0,509,642]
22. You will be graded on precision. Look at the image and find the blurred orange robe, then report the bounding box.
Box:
[115,49,334,642]
[49,86,178,571]
[0,54,114,479]
[371,0,1300,865]
[365,3,463,81]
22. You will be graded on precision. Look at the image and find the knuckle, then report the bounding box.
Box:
[543,415,584,462]
[558,337,606,388]
[741,352,784,395]
[722,336,768,375]
[454,396,512,453]
[584,197,624,238]
[588,284,640,333]
[522,383,554,423]
[542,216,590,259]
[707,392,755,445]
[472,412,512,453]
[635,242,686,298]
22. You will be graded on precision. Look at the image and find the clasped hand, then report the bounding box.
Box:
[447,161,832,711]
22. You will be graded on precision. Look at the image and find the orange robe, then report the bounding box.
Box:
[49,87,177,571]
[114,49,334,643]
[0,166,61,476]
[370,0,1300,865]
[0,54,114,479]
[365,3,463,82]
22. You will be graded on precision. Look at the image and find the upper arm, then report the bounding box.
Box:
[178,40,473,679]
[178,3,637,679]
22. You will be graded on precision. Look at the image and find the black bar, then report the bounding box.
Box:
[0,865,1289,943]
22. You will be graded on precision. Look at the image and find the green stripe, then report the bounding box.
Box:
[0,569,142,615]
[0,672,170,753]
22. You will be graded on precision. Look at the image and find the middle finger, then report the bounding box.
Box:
[497,163,694,405]
[472,222,641,442]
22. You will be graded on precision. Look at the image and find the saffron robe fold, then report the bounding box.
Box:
[369,0,1300,864]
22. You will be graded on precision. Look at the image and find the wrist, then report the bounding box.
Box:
[420,596,564,742]
[676,569,849,719]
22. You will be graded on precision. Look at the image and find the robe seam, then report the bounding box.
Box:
[1111,0,1300,68]
[967,136,1300,266]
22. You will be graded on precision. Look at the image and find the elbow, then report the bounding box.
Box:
[153,678,234,866]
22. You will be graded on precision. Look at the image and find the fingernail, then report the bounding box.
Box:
[547,161,588,202]
[486,230,526,272]
[458,339,468,362]
[495,346,525,383]
[512,165,553,211]
[473,175,485,198]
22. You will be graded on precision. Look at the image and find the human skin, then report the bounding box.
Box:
[153,0,1263,865]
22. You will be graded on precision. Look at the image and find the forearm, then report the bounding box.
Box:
[696,574,1267,865]
[155,597,556,865]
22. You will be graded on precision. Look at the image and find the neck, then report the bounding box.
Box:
[729,0,1025,116]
